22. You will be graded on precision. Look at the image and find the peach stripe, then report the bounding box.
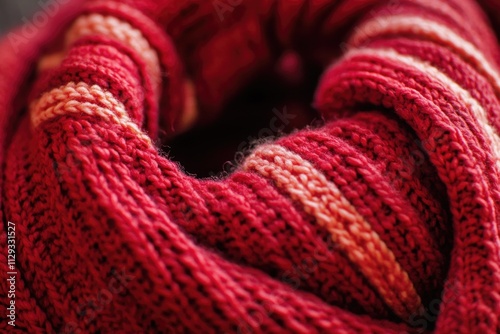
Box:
[30,82,151,144]
[346,48,500,171]
[65,14,162,99]
[349,16,500,100]
[243,144,422,320]
[178,80,199,132]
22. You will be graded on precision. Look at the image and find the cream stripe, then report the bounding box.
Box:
[65,14,161,99]
[35,82,127,118]
[243,144,422,320]
[349,16,500,100]
[30,82,151,144]
[345,47,500,171]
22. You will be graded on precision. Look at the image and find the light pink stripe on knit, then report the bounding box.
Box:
[30,82,152,144]
[407,0,487,46]
[65,14,162,99]
[349,16,500,99]
[345,48,500,171]
[242,144,422,320]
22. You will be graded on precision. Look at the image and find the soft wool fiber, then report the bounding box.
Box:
[1,0,500,333]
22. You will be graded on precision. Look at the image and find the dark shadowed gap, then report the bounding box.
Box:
[163,52,323,178]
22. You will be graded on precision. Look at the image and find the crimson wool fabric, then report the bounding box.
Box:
[1,0,500,333]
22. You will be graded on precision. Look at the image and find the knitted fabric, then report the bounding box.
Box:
[1,0,500,333]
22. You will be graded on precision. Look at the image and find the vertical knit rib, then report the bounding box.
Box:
[1,0,500,333]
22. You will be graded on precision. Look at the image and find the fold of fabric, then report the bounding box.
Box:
[0,0,499,333]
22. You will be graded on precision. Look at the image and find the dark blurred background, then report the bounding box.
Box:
[0,0,39,36]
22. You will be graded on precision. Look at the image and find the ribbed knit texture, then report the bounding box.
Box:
[1,0,500,333]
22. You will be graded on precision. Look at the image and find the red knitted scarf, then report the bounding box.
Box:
[1,0,500,333]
